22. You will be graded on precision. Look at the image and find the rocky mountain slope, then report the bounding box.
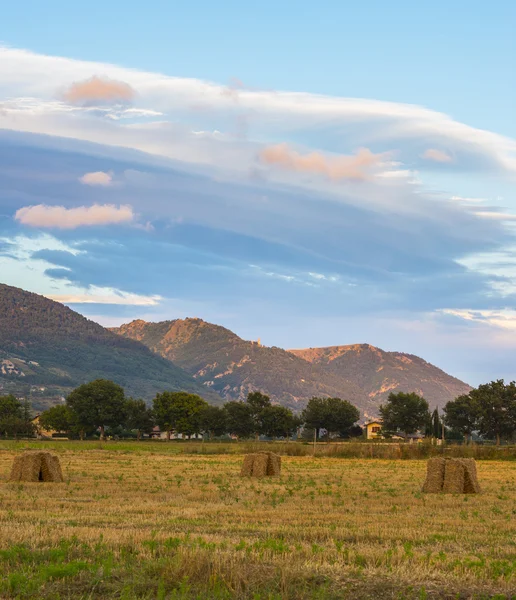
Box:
[113,319,373,412]
[290,344,471,412]
[0,284,220,405]
[114,319,471,413]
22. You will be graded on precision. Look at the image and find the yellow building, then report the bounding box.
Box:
[31,415,60,439]
[365,420,383,439]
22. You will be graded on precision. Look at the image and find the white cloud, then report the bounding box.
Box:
[62,76,135,106]
[441,308,516,331]
[79,171,113,186]
[48,290,161,306]
[422,148,453,163]
[0,46,515,176]
[15,204,134,229]
[259,144,386,181]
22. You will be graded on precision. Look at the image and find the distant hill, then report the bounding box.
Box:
[0,284,221,406]
[113,319,373,412]
[290,344,471,413]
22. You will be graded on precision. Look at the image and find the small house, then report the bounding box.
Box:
[365,420,383,439]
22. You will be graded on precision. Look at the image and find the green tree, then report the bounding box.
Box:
[39,405,79,438]
[246,391,272,439]
[66,379,126,440]
[302,397,360,440]
[224,401,254,439]
[469,380,516,445]
[0,394,32,437]
[443,394,479,444]
[432,408,441,438]
[125,399,155,441]
[199,405,228,439]
[153,392,208,439]
[259,405,300,439]
[379,392,430,436]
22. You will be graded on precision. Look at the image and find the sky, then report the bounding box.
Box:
[0,1,515,385]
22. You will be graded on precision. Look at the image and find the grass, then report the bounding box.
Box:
[0,441,515,599]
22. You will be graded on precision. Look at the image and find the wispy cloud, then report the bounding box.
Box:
[0,47,515,176]
[259,144,386,181]
[79,171,113,186]
[422,148,453,163]
[15,204,134,229]
[48,290,161,306]
[62,76,135,106]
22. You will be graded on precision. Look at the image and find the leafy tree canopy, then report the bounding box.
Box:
[125,399,155,440]
[66,379,126,439]
[469,380,516,444]
[224,401,254,439]
[379,392,429,435]
[153,391,208,437]
[199,405,228,439]
[302,397,360,439]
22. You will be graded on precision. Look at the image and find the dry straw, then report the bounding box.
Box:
[240,452,281,477]
[422,457,480,494]
[9,451,64,483]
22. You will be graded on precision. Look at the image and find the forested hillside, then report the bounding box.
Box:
[0,284,220,404]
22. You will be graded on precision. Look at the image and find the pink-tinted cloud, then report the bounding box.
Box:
[63,76,135,105]
[422,148,453,163]
[15,204,134,229]
[259,144,385,181]
[79,171,113,186]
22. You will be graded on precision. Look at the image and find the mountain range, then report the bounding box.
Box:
[0,284,220,410]
[0,283,471,415]
[114,318,471,414]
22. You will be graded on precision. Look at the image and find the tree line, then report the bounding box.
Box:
[2,377,516,444]
[16,380,361,441]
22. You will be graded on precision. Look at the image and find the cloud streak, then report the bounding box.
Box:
[260,144,385,181]
[423,148,453,163]
[0,46,515,177]
[62,76,135,106]
[15,204,134,229]
[79,171,113,186]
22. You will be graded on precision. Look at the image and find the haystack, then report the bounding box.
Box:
[240,452,281,477]
[422,457,480,494]
[9,452,64,483]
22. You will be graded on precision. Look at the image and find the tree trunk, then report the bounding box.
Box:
[80,429,85,441]
[99,425,106,441]
[167,430,171,441]
[137,430,141,441]
[496,433,501,446]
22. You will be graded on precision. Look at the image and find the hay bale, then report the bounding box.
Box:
[240,452,281,477]
[251,453,270,477]
[240,454,256,477]
[422,457,480,494]
[266,452,281,476]
[442,460,465,493]
[8,452,63,483]
[40,453,64,483]
[422,457,446,493]
[460,458,481,494]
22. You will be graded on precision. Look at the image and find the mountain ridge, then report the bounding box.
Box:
[0,284,221,408]
[114,318,471,413]
[290,343,471,409]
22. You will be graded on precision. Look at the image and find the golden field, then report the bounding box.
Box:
[0,441,515,599]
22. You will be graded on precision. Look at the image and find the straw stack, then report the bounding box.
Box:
[9,452,64,483]
[422,457,480,494]
[240,452,281,477]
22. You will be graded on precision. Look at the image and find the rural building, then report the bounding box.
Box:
[365,420,383,439]
[31,415,60,439]
[364,420,425,442]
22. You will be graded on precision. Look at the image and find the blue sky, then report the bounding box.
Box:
[0,1,515,385]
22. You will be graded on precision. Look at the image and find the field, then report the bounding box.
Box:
[1,442,515,599]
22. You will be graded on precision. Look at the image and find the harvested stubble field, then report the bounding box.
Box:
[0,442,515,600]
